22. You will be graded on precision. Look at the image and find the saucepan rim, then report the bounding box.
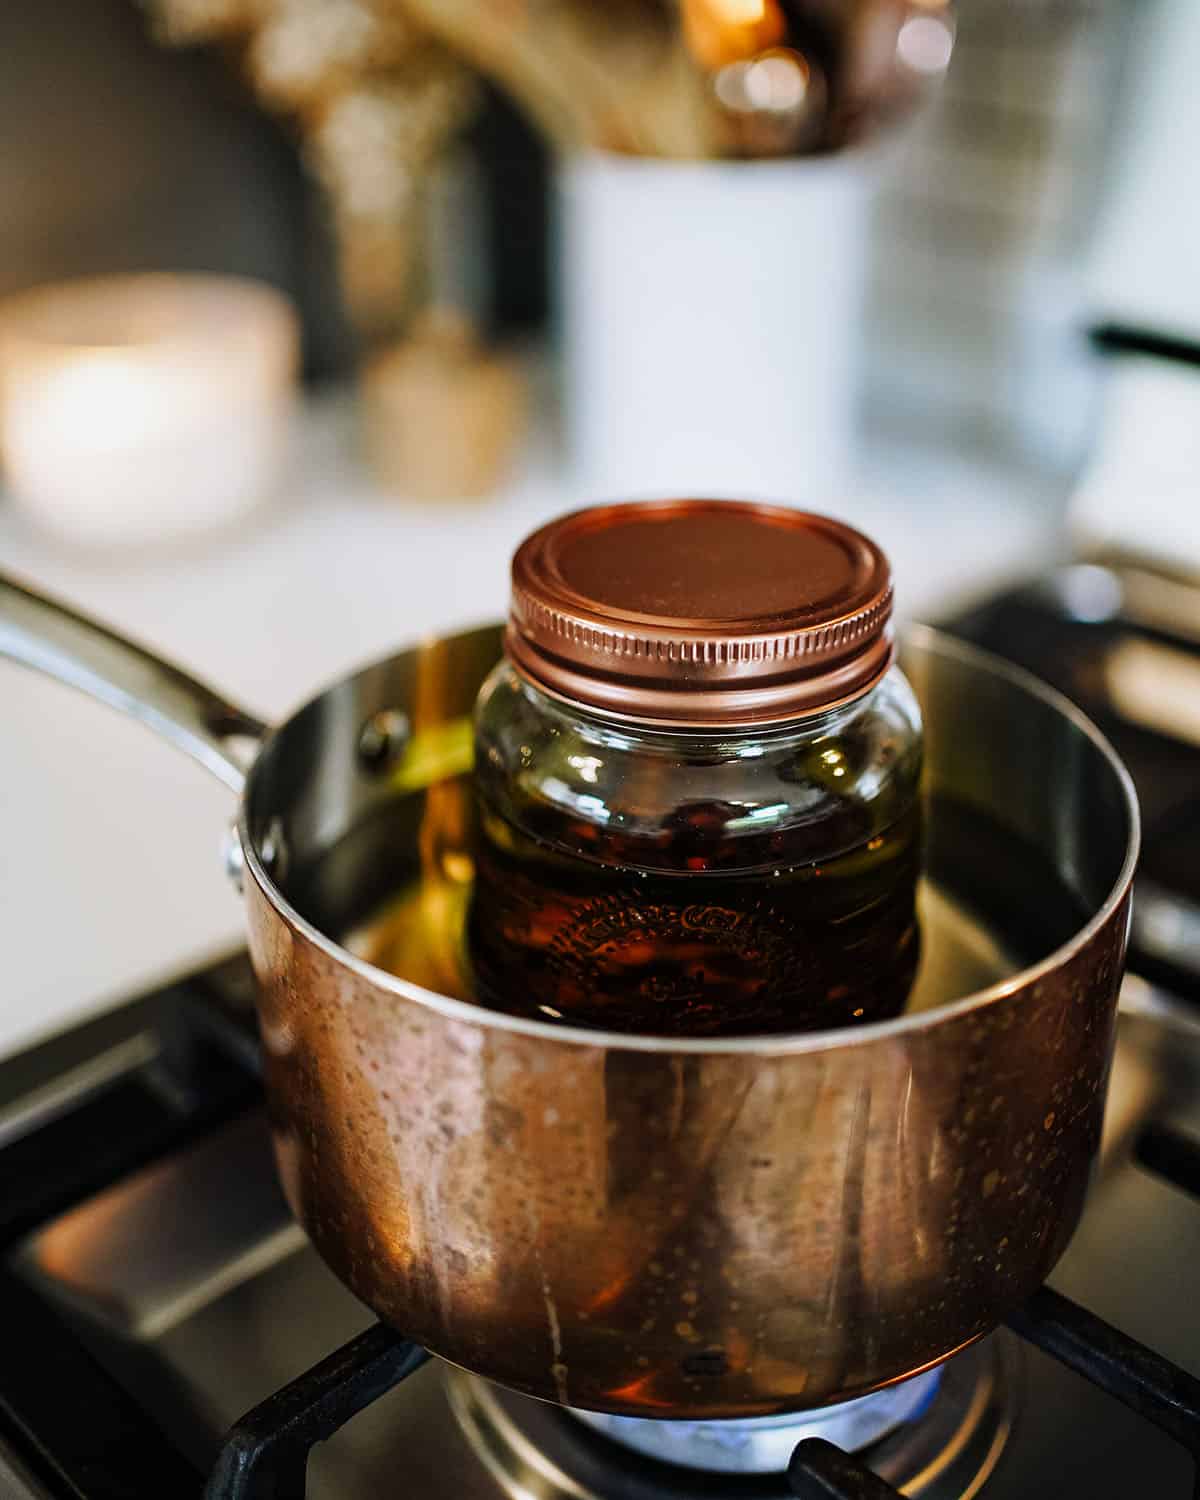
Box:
[238,622,1140,1057]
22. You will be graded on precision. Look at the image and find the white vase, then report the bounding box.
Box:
[558,150,872,504]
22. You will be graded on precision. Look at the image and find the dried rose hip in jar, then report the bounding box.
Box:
[468,498,922,1037]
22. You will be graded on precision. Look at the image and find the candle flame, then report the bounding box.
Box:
[22,353,176,452]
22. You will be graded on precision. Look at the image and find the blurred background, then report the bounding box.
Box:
[2,0,1198,1055]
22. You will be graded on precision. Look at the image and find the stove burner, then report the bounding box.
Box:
[447,1335,1019,1499]
[567,1368,943,1475]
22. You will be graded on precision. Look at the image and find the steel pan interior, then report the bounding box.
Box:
[242,623,1133,985]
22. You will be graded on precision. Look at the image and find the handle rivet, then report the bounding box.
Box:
[358,709,410,771]
[222,824,245,893]
[260,816,289,882]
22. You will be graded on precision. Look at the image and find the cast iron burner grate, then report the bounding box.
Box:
[191,1271,1200,1500]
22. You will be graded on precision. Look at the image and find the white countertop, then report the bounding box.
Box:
[0,391,1061,1060]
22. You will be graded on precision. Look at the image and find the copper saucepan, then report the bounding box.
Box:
[0,578,1138,1418]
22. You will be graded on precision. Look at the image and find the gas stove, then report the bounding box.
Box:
[3,570,1200,1500]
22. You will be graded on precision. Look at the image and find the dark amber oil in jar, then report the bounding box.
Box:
[469,500,923,1038]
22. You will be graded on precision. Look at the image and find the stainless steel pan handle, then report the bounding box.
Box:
[0,574,267,795]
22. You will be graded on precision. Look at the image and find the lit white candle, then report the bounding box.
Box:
[0,274,299,547]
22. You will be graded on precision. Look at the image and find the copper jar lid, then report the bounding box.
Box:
[507,499,894,727]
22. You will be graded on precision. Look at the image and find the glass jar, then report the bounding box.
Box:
[469,499,923,1037]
